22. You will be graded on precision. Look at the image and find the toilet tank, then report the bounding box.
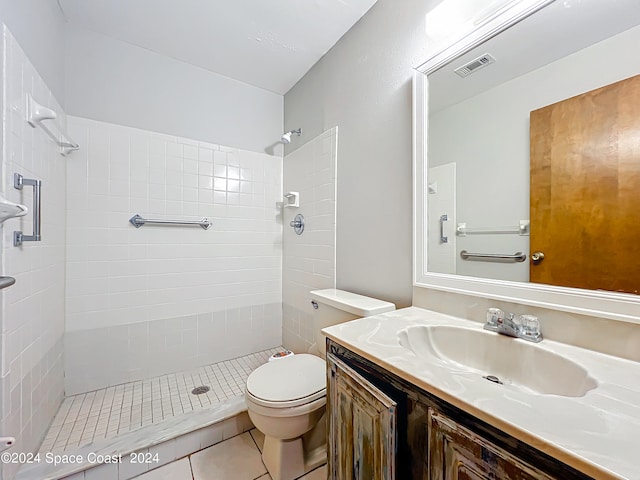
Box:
[310,289,395,358]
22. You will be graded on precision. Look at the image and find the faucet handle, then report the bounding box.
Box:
[486,308,504,327]
[519,314,542,340]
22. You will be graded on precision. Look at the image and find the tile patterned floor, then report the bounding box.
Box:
[40,348,281,454]
[134,430,327,480]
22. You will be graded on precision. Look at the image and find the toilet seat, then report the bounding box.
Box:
[246,354,326,409]
[246,393,326,419]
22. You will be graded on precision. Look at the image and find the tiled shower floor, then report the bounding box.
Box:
[39,348,281,454]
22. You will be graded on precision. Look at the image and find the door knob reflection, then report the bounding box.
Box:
[531,251,545,264]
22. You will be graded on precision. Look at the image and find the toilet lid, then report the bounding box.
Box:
[246,354,326,407]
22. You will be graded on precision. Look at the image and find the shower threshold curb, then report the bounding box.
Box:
[15,396,252,480]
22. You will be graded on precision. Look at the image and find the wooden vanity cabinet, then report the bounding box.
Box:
[327,353,396,480]
[327,340,592,480]
[429,410,556,480]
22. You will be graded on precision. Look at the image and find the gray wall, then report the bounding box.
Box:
[284,0,439,307]
[65,27,284,155]
[0,0,66,104]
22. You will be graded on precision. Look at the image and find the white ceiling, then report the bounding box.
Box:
[58,0,378,95]
[428,0,640,113]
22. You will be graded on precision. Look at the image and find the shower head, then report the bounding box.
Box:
[281,128,302,144]
[281,132,292,144]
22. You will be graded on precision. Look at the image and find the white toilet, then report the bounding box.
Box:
[245,289,395,480]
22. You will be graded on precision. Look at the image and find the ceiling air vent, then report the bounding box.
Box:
[454,53,496,78]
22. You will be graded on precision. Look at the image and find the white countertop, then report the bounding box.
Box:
[323,307,640,480]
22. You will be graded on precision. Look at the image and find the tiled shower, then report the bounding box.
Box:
[40,348,279,454]
[0,21,337,480]
[1,26,67,480]
[282,128,338,353]
[63,116,282,395]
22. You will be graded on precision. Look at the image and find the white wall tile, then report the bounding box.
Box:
[118,448,149,479]
[147,440,177,468]
[84,462,118,480]
[1,26,66,478]
[282,128,338,354]
[200,422,224,449]
[64,117,283,394]
[174,430,202,459]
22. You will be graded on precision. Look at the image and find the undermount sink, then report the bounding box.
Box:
[398,325,598,398]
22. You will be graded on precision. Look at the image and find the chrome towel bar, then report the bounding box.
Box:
[13,173,42,246]
[129,214,212,230]
[460,250,527,262]
[456,220,529,236]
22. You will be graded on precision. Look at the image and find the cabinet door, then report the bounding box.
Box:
[429,409,558,480]
[327,353,397,480]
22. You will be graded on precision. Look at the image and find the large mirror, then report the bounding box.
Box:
[414,0,640,322]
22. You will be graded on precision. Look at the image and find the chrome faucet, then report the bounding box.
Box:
[484,308,542,343]
[496,312,519,337]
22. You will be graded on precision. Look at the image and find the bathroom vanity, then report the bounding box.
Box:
[361,1,640,478]
[323,308,640,480]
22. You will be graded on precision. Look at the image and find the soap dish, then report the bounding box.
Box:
[0,196,27,223]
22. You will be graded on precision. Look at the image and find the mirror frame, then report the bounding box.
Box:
[412,0,640,325]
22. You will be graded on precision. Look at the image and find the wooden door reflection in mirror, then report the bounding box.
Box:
[530,74,640,294]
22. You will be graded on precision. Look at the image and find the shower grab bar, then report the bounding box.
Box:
[129,214,212,230]
[439,214,448,243]
[13,173,42,246]
[460,250,527,263]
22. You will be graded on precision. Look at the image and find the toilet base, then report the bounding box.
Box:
[262,435,326,480]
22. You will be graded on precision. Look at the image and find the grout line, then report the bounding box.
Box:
[188,455,195,480]
[77,391,99,445]
[248,429,261,452]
